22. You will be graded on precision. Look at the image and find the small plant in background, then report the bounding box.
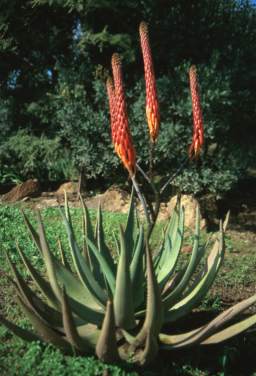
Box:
[1,21,256,367]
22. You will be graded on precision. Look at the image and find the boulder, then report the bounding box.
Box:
[1,179,40,203]
[85,186,130,213]
[56,181,78,195]
[168,194,206,229]
[35,198,59,210]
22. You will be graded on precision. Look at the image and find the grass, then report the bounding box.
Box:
[1,204,256,375]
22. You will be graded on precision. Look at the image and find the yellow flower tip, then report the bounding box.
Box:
[111,53,121,69]
[189,65,197,73]
[139,21,149,36]
[146,104,159,142]
[106,76,114,88]
[189,137,202,160]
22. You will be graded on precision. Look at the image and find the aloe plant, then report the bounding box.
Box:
[1,21,256,366]
[1,194,256,366]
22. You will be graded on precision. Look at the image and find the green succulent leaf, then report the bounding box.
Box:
[133,331,159,366]
[16,243,59,310]
[22,211,101,311]
[114,226,136,330]
[163,205,200,308]
[157,205,184,288]
[61,287,95,353]
[22,210,42,253]
[176,292,256,347]
[96,300,120,363]
[133,241,162,347]
[15,295,72,353]
[0,315,41,343]
[80,195,94,268]
[154,202,180,274]
[95,203,116,280]
[57,238,72,272]
[85,236,116,295]
[160,293,256,348]
[60,207,107,306]
[37,211,105,325]
[124,187,139,261]
[164,222,224,322]
[130,225,145,308]
[8,266,64,329]
[201,312,256,345]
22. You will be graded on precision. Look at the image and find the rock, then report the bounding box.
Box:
[35,198,59,210]
[168,194,206,229]
[56,181,78,195]
[85,186,130,213]
[1,179,40,203]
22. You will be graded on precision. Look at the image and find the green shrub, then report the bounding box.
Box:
[0,130,76,182]
[52,73,120,179]
[47,52,249,195]
[0,53,250,195]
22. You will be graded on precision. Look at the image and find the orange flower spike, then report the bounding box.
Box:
[111,53,136,176]
[139,21,160,143]
[189,65,204,159]
[106,77,117,144]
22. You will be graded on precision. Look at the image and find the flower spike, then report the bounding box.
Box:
[106,77,117,144]
[111,53,136,176]
[189,65,204,159]
[139,21,160,143]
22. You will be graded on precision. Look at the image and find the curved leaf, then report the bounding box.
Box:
[0,315,41,343]
[22,211,101,311]
[164,223,224,323]
[163,205,200,308]
[96,300,119,362]
[61,287,95,353]
[85,236,116,295]
[157,205,184,288]
[60,208,107,306]
[130,225,145,308]
[15,295,72,353]
[114,226,135,329]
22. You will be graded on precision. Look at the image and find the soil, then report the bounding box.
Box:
[1,179,41,203]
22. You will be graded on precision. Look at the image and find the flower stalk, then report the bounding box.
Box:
[139,21,160,144]
[189,65,204,159]
[110,53,136,177]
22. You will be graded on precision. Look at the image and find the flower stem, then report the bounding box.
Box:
[160,156,189,195]
[131,175,152,228]
[149,140,154,180]
[136,163,160,228]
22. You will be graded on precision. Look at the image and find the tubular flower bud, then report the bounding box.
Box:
[139,21,160,143]
[189,65,204,159]
[106,77,117,144]
[111,53,136,176]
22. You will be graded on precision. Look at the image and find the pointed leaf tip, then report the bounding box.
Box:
[96,300,119,363]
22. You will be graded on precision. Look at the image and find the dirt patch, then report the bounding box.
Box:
[1,179,40,203]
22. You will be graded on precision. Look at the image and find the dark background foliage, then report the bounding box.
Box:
[0,0,255,195]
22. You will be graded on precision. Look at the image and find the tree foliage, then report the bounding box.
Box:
[0,0,255,194]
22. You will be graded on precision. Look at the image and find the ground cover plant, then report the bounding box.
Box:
[1,206,256,375]
[1,21,256,375]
